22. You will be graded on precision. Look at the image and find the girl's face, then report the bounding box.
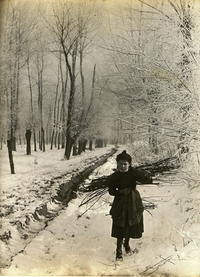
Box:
[117,160,130,172]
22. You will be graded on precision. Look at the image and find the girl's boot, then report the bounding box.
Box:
[124,237,132,254]
[116,238,123,261]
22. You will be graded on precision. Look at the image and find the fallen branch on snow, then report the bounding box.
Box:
[140,255,174,275]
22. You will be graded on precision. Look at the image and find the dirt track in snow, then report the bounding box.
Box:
[1,153,200,277]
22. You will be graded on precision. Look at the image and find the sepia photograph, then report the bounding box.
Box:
[0,0,200,276]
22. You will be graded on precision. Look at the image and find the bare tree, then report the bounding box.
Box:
[24,15,38,154]
[49,51,67,150]
[36,50,45,152]
[46,0,99,159]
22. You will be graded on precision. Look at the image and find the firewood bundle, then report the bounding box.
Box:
[78,155,179,217]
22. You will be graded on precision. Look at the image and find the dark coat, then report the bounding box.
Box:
[106,167,152,238]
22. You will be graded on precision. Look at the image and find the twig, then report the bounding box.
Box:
[142,199,155,205]
[77,196,102,219]
[144,209,153,217]
[140,183,160,186]
[138,0,172,21]
[79,188,107,207]
[96,261,114,267]
[173,225,200,248]
[89,201,107,211]
[140,255,173,275]
[78,193,107,217]
[157,255,175,265]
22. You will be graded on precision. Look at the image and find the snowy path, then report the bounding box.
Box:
[1,155,200,276]
[0,146,116,269]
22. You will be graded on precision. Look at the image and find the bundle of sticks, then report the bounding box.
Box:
[78,155,179,217]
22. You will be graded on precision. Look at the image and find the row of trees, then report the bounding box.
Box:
[0,0,199,173]
[0,0,113,173]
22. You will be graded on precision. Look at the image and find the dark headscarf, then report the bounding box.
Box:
[116,150,132,164]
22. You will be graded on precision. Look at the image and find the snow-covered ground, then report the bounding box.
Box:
[0,145,116,269]
[0,144,200,276]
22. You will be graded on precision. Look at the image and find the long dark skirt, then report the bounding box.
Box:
[111,215,144,239]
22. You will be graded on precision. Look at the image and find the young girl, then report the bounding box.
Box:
[106,150,152,261]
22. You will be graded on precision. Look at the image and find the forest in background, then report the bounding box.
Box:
[0,0,199,174]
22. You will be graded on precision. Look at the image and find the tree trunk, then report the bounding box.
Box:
[19,130,22,145]
[64,134,73,160]
[89,139,93,151]
[103,139,108,147]
[63,41,77,160]
[78,139,87,155]
[41,127,45,152]
[61,131,65,149]
[72,143,78,156]
[46,125,49,145]
[96,139,103,148]
[39,128,45,151]
[0,136,3,150]
[50,129,55,150]
[83,139,87,151]
[25,129,32,155]
[33,130,37,152]
[58,131,60,149]
[60,52,67,150]
[78,140,83,155]
[7,138,15,174]
[39,130,41,150]
[12,137,16,151]
[54,131,58,148]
